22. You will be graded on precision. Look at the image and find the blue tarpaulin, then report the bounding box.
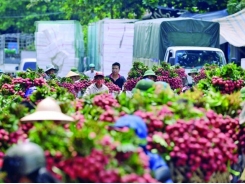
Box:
[180,9,229,21]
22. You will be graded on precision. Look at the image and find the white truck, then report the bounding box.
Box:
[164,46,226,83]
[0,50,36,73]
[133,18,227,84]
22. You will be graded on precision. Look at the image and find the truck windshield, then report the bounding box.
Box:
[174,50,226,69]
[23,62,36,71]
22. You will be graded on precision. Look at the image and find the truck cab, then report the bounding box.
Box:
[164,46,227,84]
[15,58,37,72]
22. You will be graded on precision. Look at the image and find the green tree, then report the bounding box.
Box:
[62,0,234,26]
[227,0,245,14]
[62,0,146,25]
[0,0,66,33]
[143,0,228,12]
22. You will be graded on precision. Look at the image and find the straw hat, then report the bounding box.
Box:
[66,71,80,78]
[154,81,171,90]
[20,97,74,123]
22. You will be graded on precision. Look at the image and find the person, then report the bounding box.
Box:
[153,81,174,95]
[181,86,191,93]
[188,68,198,85]
[24,86,37,98]
[44,65,58,80]
[84,63,97,80]
[83,72,109,97]
[154,81,171,90]
[1,142,59,183]
[107,62,126,90]
[241,87,245,100]
[71,67,78,73]
[66,71,80,83]
[20,97,74,123]
[133,79,155,93]
[143,70,157,82]
[20,100,36,112]
[112,115,173,183]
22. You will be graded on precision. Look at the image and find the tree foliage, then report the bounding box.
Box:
[62,0,146,25]
[0,0,66,33]
[0,0,243,34]
[227,0,245,14]
[61,0,238,26]
[142,0,228,12]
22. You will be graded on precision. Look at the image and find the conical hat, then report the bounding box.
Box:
[66,71,80,78]
[20,97,74,123]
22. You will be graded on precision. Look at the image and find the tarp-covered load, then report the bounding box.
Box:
[35,20,84,77]
[133,18,220,66]
[213,9,245,47]
[88,19,137,78]
[180,9,229,45]
[180,9,229,21]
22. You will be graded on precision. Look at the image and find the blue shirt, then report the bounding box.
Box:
[107,74,126,89]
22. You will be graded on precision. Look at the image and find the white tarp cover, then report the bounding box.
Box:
[213,9,245,47]
[88,19,137,78]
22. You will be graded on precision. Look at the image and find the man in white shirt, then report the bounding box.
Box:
[84,63,97,80]
[83,72,109,97]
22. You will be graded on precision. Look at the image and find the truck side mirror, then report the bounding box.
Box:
[231,57,240,66]
[231,57,237,63]
[15,66,19,71]
[169,57,175,66]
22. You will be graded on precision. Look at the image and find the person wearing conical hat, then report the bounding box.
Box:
[44,65,58,80]
[66,71,80,83]
[154,81,171,90]
[20,97,74,123]
[154,81,173,93]
[143,70,157,82]
[84,63,97,80]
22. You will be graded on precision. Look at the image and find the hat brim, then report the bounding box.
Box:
[68,74,80,78]
[45,68,57,73]
[143,74,157,78]
[20,111,74,123]
[94,74,104,78]
[188,72,198,76]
